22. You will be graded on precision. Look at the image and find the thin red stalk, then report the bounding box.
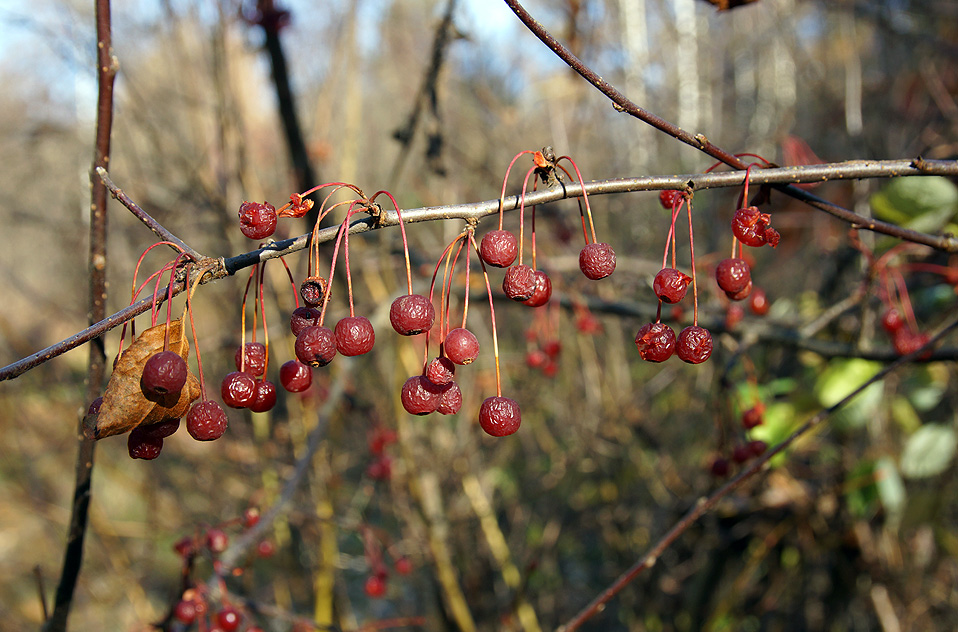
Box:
[278,256,301,309]
[498,150,536,230]
[454,238,468,328]
[529,176,541,269]
[558,156,597,244]
[239,266,257,373]
[342,203,363,317]
[891,268,919,332]
[687,198,699,325]
[259,262,270,376]
[468,232,502,396]
[185,272,207,401]
[318,213,352,326]
[370,190,414,295]
[516,166,538,264]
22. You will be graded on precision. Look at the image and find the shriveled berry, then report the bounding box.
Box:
[676,325,712,364]
[300,276,329,307]
[206,528,229,553]
[503,264,537,301]
[741,406,763,429]
[578,242,616,280]
[142,350,188,397]
[217,607,242,632]
[234,342,267,377]
[221,371,256,408]
[280,360,312,392]
[426,356,455,386]
[249,380,277,413]
[238,201,277,240]
[725,280,753,301]
[634,322,676,362]
[187,400,229,440]
[659,189,683,209]
[139,418,180,440]
[749,288,769,315]
[653,268,692,303]
[295,325,337,367]
[390,294,435,335]
[479,396,521,437]
[731,206,777,248]
[881,308,905,334]
[364,574,387,598]
[479,229,518,268]
[522,270,553,307]
[437,381,462,415]
[400,375,444,415]
[290,306,321,336]
[335,316,375,356]
[444,328,480,365]
[715,258,751,294]
[128,430,163,460]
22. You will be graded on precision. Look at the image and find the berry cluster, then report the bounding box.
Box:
[359,524,414,599]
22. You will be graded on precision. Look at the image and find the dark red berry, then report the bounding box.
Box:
[280,360,313,392]
[142,350,188,397]
[87,396,103,416]
[206,528,229,553]
[652,268,692,303]
[659,189,683,209]
[725,280,753,301]
[364,574,387,598]
[732,444,752,463]
[174,599,198,625]
[715,258,751,294]
[249,380,277,413]
[741,406,764,429]
[526,349,548,369]
[479,396,521,437]
[221,371,257,408]
[578,242,616,280]
[444,328,480,365]
[173,536,195,558]
[368,427,397,454]
[710,457,730,478]
[295,325,338,367]
[634,322,676,362]
[234,342,267,377]
[747,439,768,457]
[881,308,905,334]
[139,418,180,440]
[426,356,455,386]
[290,306,321,336]
[300,276,329,308]
[238,201,277,240]
[731,206,777,248]
[749,288,769,315]
[257,540,275,557]
[217,607,242,632]
[335,316,375,356]
[479,229,518,268]
[576,313,602,334]
[542,340,561,358]
[128,430,163,460]
[676,326,712,364]
[522,270,553,307]
[437,381,463,415]
[503,264,537,301]
[389,294,435,335]
[186,400,229,441]
[401,375,444,415]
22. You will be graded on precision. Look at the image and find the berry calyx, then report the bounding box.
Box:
[128,427,163,459]
[221,371,257,408]
[479,396,521,437]
[299,276,329,308]
[437,381,463,415]
[444,328,480,365]
[234,342,267,377]
[502,264,537,301]
[634,322,676,362]
[676,326,713,364]
[280,360,313,392]
[335,316,375,356]
[141,350,188,397]
[426,356,456,386]
[652,268,692,304]
[521,270,553,307]
[578,242,616,280]
[400,375,444,415]
[389,294,435,336]
[238,201,277,240]
[249,380,277,413]
[715,258,751,294]
[186,400,229,440]
[479,229,519,268]
[295,325,338,367]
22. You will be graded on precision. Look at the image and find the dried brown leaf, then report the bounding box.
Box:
[85,320,200,439]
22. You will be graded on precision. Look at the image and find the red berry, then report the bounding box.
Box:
[238,201,277,240]
[881,308,905,334]
[364,574,387,598]
[578,242,616,280]
[249,380,277,413]
[659,189,683,209]
[368,427,398,454]
[747,439,768,457]
[243,507,260,528]
[186,400,229,441]
[426,356,456,386]
[676,326,712,364]
[741,406,764,429]
[280,360,313,392]
[400,375,444,415]
[394,556,413,575]
[526,349,548,369]
[174,599,198,624]
[892,329,931,358]
[437,381,463,415]
[221,371,257,408]
[478,396,521,437]
[367,455,393,480]
[173,536,195,558]
[503,264,537,301]
[217,607,242,632]
[290,306,321,336]
[139,418,180,440]
[444,328,480,365]
[725,304,745,330]
[576,313,603,335]
[479,229,519,268]
[715,258,751,294]
[389,294,435,335]
[141,350,188,397]
[128,428,163,459]
[299,276,329,308]
[731,206,777,248]
[748,288,769,315]
[732,444,752,463]
[709,457,730,478]
[634,322,676,362]
[234,342,267,377]
[257,540,275,557]
[295,325,338,367]
[522,270,553,307]
[206,528,229,553]
[335,316,375,356]
[542,340,561,358]
[652,268,692,303]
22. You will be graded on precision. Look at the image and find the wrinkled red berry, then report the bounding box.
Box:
[578,242,616,280]
[437,381,463,415]
[234,342,267,377]
[187,400,229,441]
[335,316,375,356]
[238,201,277,240]
[478,396,521,437]
[390,293,435,335]
[401,375,444,415]
[221,371,256,408]
[653,268,692,303]
[479,229,518,268]
[128,427,164,459]
[676,325,712,364]
[295,325,338,367]
[715,258,751,294]
[503,264,537,301]
[444,328,480,365]
[249,380,277,413]
[731,206,777,248]
[280,360,312,392]
[635,322,676,362]
[290,306,321,336]
[142,350,188,397]
[522,270,553,307]
[426,356,456,386]
[725,279,753,301]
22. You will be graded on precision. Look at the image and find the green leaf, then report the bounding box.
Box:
[814,359,884,428]
[870,176,958,232]
[875,457,906,528]
[900,424,957,479]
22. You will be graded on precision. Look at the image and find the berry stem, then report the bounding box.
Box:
[370,190,414,296]
[890,268,920,332]
[469,232,503,397]
[258,262,270,376]
[557,156,597,245]
[686,197,700,325]
[517,165,537,265]
[457,235,470,329]
[279,255,301,308]
[342,203,361,317]
[186,270,208,401]
[498,150,536,231]
[239,266,257,373]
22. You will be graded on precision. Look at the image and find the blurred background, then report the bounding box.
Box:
[1,0,957,630]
